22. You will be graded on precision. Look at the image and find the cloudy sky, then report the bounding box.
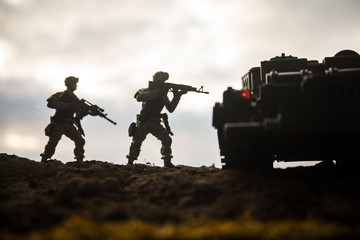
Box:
[1,0,359,167]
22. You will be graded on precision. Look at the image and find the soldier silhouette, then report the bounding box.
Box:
[40,76,92,162]
[126,71,188,167]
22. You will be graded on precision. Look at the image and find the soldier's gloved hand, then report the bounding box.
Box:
[173,88,187,97]
[178,89,188,95]
[89,110,98,116]
[172,88,180,95]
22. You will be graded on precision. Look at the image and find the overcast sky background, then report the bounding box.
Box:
[1,0,359,167]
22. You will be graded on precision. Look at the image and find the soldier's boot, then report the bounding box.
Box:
[40,153,49,163]
[163,157,175,168]
[74,152,84,162]
[126,155,136,165]
[74,139,85,163]
[74,147,84,162]
[40,155,48,163]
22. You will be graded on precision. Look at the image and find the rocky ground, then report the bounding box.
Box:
[1,153,360,239]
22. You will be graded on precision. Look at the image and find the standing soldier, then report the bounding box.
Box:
[40,76,90,162]
[126,71,188,167]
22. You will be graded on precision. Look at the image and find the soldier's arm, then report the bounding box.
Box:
[135,88,167,102]
[164,92,181,113]
[47,92,73,110]
[165,88,188,113]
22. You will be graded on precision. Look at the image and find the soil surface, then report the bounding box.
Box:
[1,153,360,238]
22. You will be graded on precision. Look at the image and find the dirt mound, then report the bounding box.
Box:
[1,153,360,238]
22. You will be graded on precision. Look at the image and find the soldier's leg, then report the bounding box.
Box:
[63,122,85,162]
[40,124,63,162]
[149,122,173,167]
[126,122,148,164]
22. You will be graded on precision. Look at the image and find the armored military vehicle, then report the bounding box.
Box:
[213,50,360,169]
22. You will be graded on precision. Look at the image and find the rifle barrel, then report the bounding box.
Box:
[104,116,117,125]
[165,82,209,94]
[195,86,209,94]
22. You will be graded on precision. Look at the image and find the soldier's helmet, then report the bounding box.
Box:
[153,71,169,83]
[64,76,79,87]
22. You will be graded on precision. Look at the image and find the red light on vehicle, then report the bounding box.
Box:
[240,90,251,100]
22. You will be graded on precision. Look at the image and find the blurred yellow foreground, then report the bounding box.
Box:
[1,214,359,240]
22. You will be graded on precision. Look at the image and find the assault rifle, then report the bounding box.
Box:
[75,99,117,136]
[79,99,117,125]
[149,81,209,94]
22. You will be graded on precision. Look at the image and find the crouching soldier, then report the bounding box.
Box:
[40,76,89,162]
[126,71,187,167]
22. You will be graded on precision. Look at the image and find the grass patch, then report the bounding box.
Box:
[1,214,359,240]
